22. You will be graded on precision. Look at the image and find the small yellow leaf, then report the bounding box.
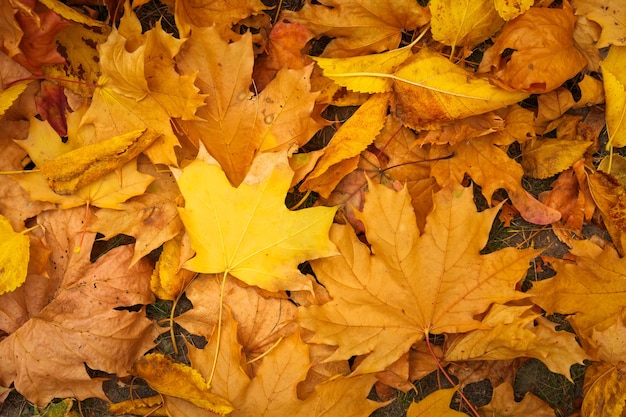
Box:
[600,46,626,149]
[406,388,467,417]
[392,48,529,130]
[151,233,195,300]
[494,0,534,20]
[0,214,30,295]
[109,395,166,416]
[40,129,158,195]
[132,353,234,415]
[313,46,414,93]
[38,0,106,27]
[0,81,30,117]
[430,0,504,50]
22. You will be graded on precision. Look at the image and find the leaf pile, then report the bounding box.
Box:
[0,0,625,416]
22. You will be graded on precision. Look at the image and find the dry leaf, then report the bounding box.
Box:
[299,182,536,375]
[174,147,337,293]
[0,214,30,295]
[480,382,555,417]
[599,45,626,148]
[392,48,529,130]
[521,138,593,179]
[582,361,626,417]
[406,388,467,417]
[479,1,587,93]
[282,0,430,57]
[495,0,534,20]
[587,171,626,255]
[0,208,156,406]
[89,193,183,267]
[444,304,587,380]
[132,353,234,415]
[573,0,626,47]
[430,0,504,50]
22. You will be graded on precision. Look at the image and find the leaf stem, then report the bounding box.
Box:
[424,329,481,417]
[207,270,229,386]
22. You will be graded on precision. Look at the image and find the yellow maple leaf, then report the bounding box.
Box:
[430,0,504,51]
[174,147,337,293]
[392,48,529,130]
[0,214,31,295]
[299,181,537,374]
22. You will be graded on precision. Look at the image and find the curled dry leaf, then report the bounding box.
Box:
[478,1,587,93]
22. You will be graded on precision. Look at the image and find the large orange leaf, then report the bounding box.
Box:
[299,181,537,374]
[175,27,321,186]
[478,1,587,93]
[174,147,337,293]
[0,208,156,406]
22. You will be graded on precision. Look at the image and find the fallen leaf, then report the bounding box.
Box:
[78,6,206,165]
[171,0,268,38]
[174,147,337,293]
[479,1,587,93]
[430,0,504,51]
[430,135,562,224]
[528,239,626,345]
[587,171,626,255]
[406,388,467,417]
[521,138,593,179]
[392,48,529,130]
[0,1,23,58]
[299,182,536,375]
[599,45,626,148]
[495,0,534,20]
[582,361,626,417]
[89,193,183,267]
[573,0,626,47]
[0,80,29,117]
[0,214,30,295]
[282,0,430,57]
[132,352,234,415]
[0,208,156,406]
[150,233,195,300]
[480,382,555,417]
[590,308,626,364]
[444,304,587,380]
[313,45,414,93]
[300,93,389,194]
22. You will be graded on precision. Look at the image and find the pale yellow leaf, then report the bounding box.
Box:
[0,214,30,295]
[600,46,626,148]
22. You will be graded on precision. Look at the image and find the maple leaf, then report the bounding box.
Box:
[392,48,529,130]
[77,5,205,165]
[430,0,504,51]
[480,382,555,417]
[444,304,588,380]
[528,239,626,349]
[174,147,337,293]
[0,208,156,406]
[175,27,321,185]
[283,0,429,57]
[478,1,587,93]
[430,134,562,225]
[89,193,183,267]
[299,181,537,375]
[406,388,467,417]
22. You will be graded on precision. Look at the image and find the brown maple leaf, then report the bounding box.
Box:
[0,208,156,406]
